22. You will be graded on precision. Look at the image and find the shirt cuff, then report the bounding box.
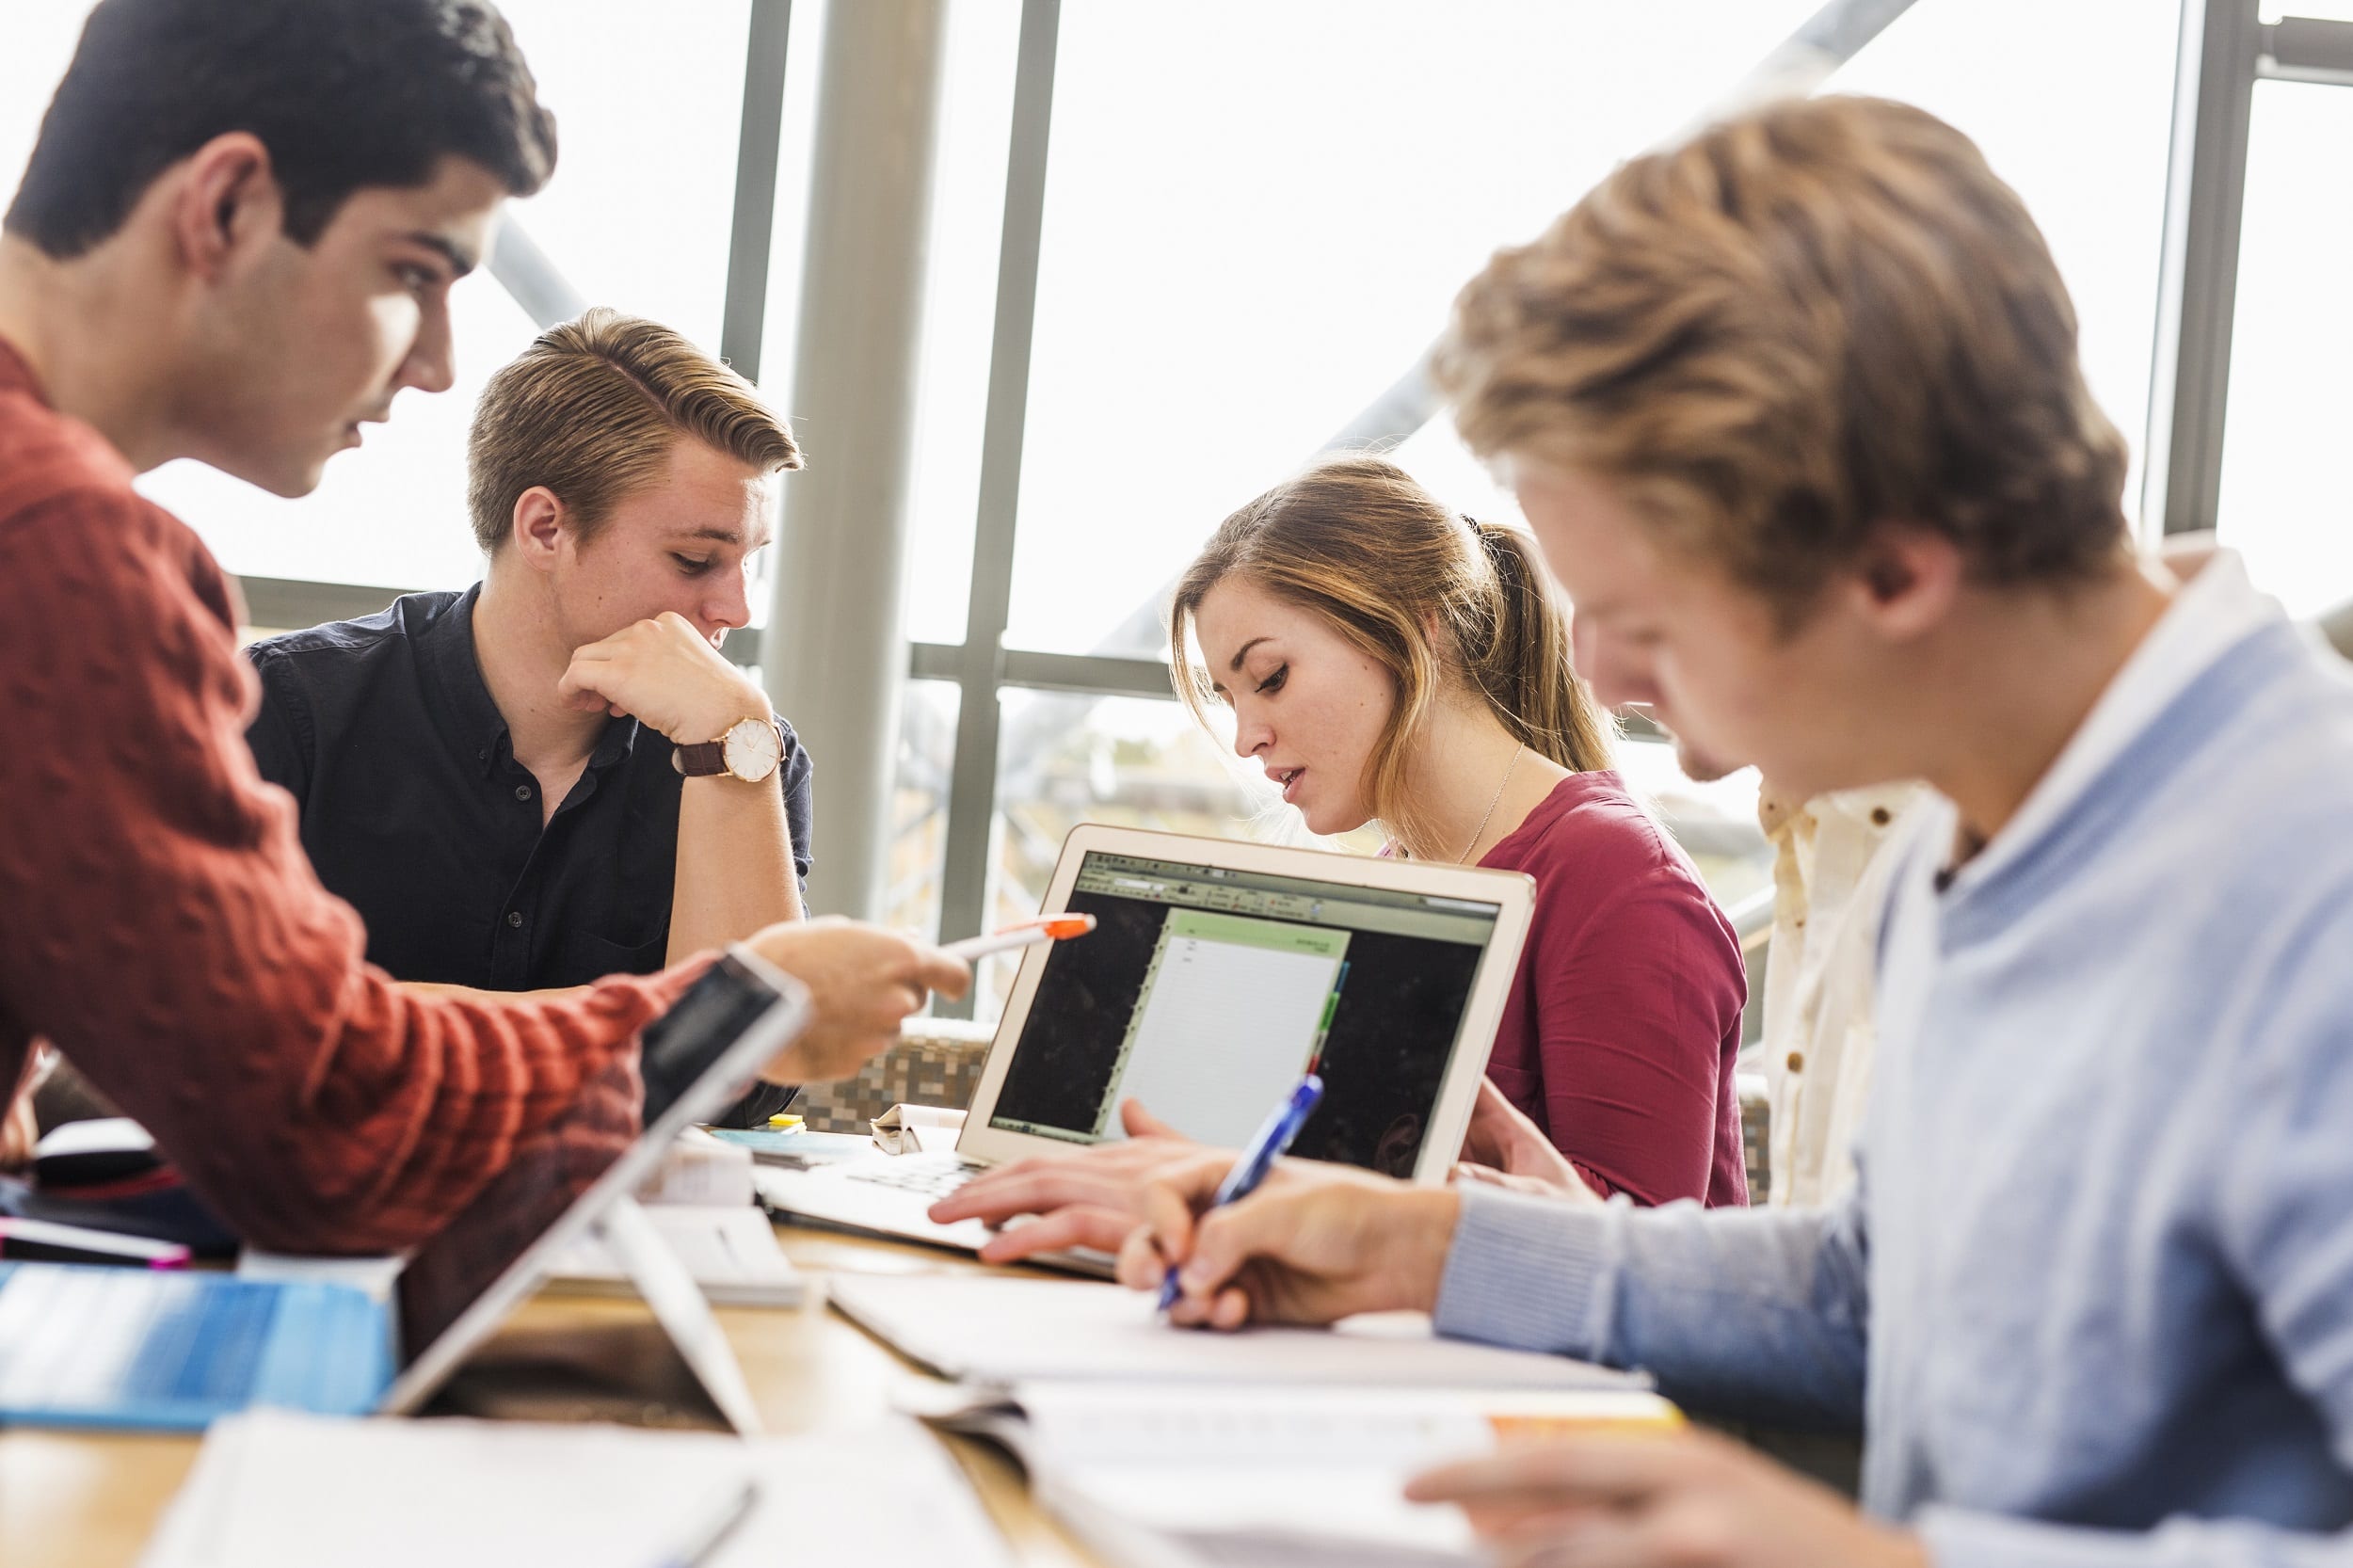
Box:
[1433,1184,1617,1356]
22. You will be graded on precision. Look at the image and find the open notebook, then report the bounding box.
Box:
[949,1381,1681,1568]
[835,1272,1671,1568]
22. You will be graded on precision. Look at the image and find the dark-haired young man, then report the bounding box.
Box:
[0,0,964,1255]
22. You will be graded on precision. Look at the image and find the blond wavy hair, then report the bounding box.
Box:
[1170,454,1615,858]
[1436,95,2132,623]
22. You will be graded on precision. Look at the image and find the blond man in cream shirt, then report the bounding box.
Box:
[1754,781,1921,1208]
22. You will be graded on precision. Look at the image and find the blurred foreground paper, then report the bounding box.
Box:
[140,1407,1010,1568]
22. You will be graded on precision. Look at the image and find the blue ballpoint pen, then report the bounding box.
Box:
[1158,1072,1325,1312]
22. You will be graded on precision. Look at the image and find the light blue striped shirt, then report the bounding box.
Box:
[1433,555,2353,1566]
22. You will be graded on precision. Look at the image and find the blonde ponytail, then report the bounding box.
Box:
[1465,520,1614,773]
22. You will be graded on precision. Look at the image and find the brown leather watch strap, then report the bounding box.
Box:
[671,740,728,776]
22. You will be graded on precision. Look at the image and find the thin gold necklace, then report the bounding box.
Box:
[1457,744,1524,864]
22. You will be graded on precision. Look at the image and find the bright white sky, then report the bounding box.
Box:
[0,0,2343,624]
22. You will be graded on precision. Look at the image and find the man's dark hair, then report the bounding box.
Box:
[4,0,558,258]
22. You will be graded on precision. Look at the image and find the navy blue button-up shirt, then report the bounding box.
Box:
[243,586,814,1122]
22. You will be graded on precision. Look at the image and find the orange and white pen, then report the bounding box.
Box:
[940,913,1097,962]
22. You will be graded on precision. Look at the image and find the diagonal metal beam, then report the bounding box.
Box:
[486,216,587,329]
[1321,0,1924,461]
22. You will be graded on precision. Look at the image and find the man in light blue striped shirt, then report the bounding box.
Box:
[1117,96,2353,1568]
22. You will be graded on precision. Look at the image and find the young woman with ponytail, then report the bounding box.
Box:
[931,455,1747,1258]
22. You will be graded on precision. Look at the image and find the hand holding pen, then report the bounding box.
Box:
[1117,1122,1465,1332]
[1157,1073,1324,1311]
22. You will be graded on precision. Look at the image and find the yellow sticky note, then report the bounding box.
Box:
[766,1112,806,1132]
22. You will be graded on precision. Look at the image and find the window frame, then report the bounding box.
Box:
[227,0,2321,1022]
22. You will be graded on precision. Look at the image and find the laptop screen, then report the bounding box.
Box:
[986,850,1506,1177]
[392,954,782,1366]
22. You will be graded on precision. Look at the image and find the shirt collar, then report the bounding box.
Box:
[1940,549,2281,898]
[415,584,642,778]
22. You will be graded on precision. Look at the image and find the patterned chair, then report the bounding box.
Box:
[791,1017,997,1133]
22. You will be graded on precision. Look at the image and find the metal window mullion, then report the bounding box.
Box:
[2144,0,2262,537]
[2259,16,2353,86]
[720,0,794,382]
[934,0,1063,1016]
[915,643,1182,700]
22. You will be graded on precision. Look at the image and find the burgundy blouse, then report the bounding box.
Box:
[1480,773,1750,1206]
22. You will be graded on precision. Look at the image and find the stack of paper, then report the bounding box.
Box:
[829,1273,1673,1568]
[139,1408,1012,1568]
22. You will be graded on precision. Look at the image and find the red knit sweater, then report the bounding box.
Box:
[0,339,692,1256]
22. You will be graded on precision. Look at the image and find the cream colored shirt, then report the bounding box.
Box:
[1757,781,1922,1208]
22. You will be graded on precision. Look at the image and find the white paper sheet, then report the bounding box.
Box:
[830,1272,1649,1391]
[139,1409,1012,1568]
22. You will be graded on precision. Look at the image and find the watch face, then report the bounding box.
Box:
[723,717,782,782]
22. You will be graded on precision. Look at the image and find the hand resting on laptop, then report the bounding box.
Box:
[932,1099,1201,1264]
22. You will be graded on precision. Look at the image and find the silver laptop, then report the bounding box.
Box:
[756,825,1535,1260]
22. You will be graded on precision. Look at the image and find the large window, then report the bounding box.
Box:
[893,0,2193,996]
[1827,0,2180,518]
[898,1,1025,648]
[8,1,2329,1019]
[0,17,84,189]
[2217,80,2353,613]
[991,1,1827,662]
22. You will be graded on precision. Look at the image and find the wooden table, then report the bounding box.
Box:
[0,1222,1100,1568]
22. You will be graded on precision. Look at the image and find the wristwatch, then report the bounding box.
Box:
[672,715,783,784]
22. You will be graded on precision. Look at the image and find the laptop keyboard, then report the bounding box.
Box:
[844,1155,982,1198]
[0,1267,282,1409]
